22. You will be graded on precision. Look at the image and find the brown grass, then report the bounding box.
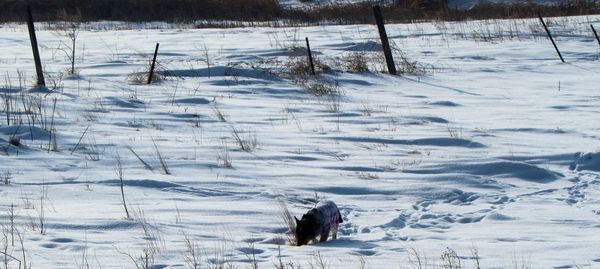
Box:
[278,199,297,246]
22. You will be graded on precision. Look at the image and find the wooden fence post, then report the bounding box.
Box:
[305,37,316,76]
[591,24,600,48]
[148,43,159,84]
[26,6,45,86]
[373,5,397,75]
[538,13,565,63]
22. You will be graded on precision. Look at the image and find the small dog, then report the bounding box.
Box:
[295,200,343,246]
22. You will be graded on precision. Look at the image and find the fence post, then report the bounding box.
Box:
[305,37,316,76]
[26,6,45,86]
[148,43,159,84]
[538,13,564,63]
[592,24,600,48]
[373,5,397,75]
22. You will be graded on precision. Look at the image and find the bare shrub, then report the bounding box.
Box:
[286,52,330,76]
[114,154,130,219]
[471,247,481,269]
[408,248,430,269]
[2,171,12,185]
[287,55,313,76]
[297,78,339,96]
[37,183,49,235]
[359,102,372,116]
[132,207,151,239]
[16,229,29,269]
[398,56,429,76]
[217,148,233,168]
[8,136,20,147]
[0,226,22,269]
[183,233,202,269]
[76,235,94,269]
[447,124,463,138]
[231,128,257,152]
[53,9,82,75]
[441,247,462,269]
[85,137,102,161]
[244,241,259,269]
[120,244,156,269]
[131,206,164,256]
[343,52,370,73]
[128,61,164,85]
[388,45,432,76]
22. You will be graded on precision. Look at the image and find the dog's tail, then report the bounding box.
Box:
[277,199,297,245]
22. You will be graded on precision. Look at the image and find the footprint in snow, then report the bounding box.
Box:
[51,237,76,243]
[41,237,77,249]
[237,246,265,255]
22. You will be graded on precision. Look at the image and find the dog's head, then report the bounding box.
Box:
[295,214,317,246]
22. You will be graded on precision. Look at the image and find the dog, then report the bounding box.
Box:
[295,200,343,246]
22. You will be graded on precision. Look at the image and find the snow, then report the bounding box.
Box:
[1,15,600,268]
[279,0,568,9]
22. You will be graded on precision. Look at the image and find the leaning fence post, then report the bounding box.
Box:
[148,43,160,84]
[373,5,397,75]
[305,37,316,76]
[538,13,564,63]
[26,6,45,86]
[591,24,600,48]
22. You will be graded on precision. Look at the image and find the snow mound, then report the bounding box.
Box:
[159,66,279,81]
[0,125,50,141]
[332,136,485,148]
[427,100,461,107]
[484,213,516,221]
[570,152,600,172]
[405,160,563,183]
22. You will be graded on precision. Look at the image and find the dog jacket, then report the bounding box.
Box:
[311,200,343,235]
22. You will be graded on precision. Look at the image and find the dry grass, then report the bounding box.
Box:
[127,71,162,85]
[212,105,227,122]
[152,138,170,175]
[127,60,165,85]
[287,55,314,76]
[343,52,370,73]
[231,128,258,152]
[285,49,331,77]
[297,78,340,96]
[277,199,297,246]
[217,147,233,168]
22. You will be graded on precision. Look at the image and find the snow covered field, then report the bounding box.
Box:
[1,15,600,268]
[278,0,567,9]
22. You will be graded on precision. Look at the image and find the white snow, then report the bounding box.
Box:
[279,0,568,9]
[1,15,600,268]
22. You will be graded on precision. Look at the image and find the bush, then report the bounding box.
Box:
[343,52,370,73]
[2,0,598,23]
[0,0,283,22]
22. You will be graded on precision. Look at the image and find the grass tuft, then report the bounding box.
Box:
[278,199,297,246]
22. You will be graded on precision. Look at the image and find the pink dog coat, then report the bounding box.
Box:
[312,200,343,235]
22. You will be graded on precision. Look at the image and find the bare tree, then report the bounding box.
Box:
[55,9,82,75]
[114,154,130,219]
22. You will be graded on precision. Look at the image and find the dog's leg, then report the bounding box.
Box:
[320,230,329,242]
[332,223,338,240]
